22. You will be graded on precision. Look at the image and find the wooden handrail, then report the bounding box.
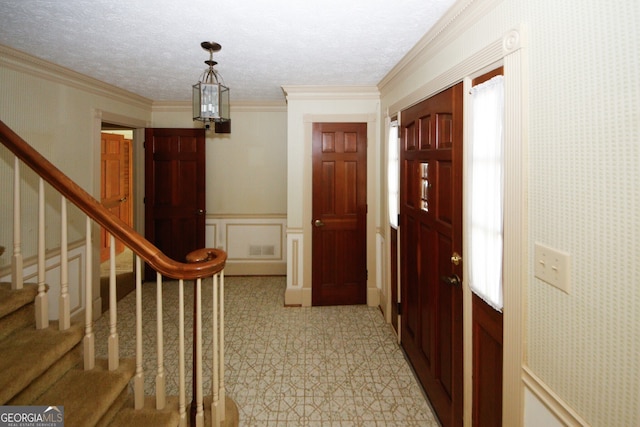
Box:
[0,119,226,279]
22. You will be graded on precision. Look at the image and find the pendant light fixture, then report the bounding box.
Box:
[192,41,230,125]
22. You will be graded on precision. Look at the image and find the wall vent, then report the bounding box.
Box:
[249,245,276,257]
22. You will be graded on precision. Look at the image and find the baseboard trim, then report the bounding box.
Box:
[522,365,590,426]
[223,262,286,276]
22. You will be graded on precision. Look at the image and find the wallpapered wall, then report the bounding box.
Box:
[524,0,639,425]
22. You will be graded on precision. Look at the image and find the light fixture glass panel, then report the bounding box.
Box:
[192,83,202,120]
[219,84,230,121]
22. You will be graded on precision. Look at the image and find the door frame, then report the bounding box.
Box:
[387,27,528,426]
[285,113,377,307]
[92,109,148,318]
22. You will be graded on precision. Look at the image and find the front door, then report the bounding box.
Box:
[311,122,367,306]
[144,128,206,274]
[400,83,463,427]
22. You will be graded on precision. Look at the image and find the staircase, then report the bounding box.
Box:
[0,282,170,426]
[0,120,238,427]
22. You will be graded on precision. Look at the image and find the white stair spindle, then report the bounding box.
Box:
[108,234,119,370]
[195,277,204,427]
[134,255,144,409]
[219,269,226,423]
[83,217,95,370]
[12,156,23,290]
[156,271,166,410]
[58,196,70,330]
[178,279,187,427]
[35,178,48,329]
[211,273,219,426]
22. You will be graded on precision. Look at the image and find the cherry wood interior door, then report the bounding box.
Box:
[312,122,367,306]
[144,128,206,276]
[400,83,463,427]
[100,132,132,262]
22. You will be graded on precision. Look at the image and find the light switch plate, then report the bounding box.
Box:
[534,243,571,294]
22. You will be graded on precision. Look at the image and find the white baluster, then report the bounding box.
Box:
[219,270,226,423]
[12,157,23,290]
[35,178,48,329]
[178,279,187,427]
[108,234,119,370]
[58,196,70,330]
[156,271,166,410]
[134,255,144,409]
[211,273,219,426]
[83,217,95,370]
[195,277,204,427]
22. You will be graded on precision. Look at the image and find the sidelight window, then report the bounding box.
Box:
[468,75,505,311]
[388,121,399,228]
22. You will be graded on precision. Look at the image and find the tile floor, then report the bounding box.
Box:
[94,276,440,426]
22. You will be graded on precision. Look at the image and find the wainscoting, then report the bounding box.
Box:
[0,241,87,321]
[206,215,287,276]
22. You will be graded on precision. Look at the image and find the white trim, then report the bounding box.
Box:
[523,366,591,426]
[283,85,380,101]
[0,44,152,109]
[378,0,503,92]
[151,100,287,113]
[385,26,528,426]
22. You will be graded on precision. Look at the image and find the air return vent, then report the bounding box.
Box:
[249,245,276,257]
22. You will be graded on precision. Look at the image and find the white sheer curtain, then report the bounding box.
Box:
[468,75,504,311]
[388,121,399,228]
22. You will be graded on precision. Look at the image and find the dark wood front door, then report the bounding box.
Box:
[400,83,463,427]
[144,128,206,274]
[312,122,367,306]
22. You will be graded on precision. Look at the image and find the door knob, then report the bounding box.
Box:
[119,196,127,203]
[451,252,462,266]
[195,209,205,215]
[440,274,461,286]
[314,219,325,227]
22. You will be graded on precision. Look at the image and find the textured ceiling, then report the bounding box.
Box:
[0,0,455,102]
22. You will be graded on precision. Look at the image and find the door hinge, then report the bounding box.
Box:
[366,270,368,280]
[143,197,146,204]
[397,214,401,227]
[397,302,402,313]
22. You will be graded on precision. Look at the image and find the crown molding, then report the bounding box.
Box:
[152,100,287,113]
[378,0,502,92]
[0,44,153,110]
[282,85,380,101]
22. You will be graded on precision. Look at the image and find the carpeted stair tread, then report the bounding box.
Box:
[0,322,83,405]
[0,282,37,318]
[33,358,135,427]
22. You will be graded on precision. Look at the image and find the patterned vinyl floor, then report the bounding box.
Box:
[94,275,440,426]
